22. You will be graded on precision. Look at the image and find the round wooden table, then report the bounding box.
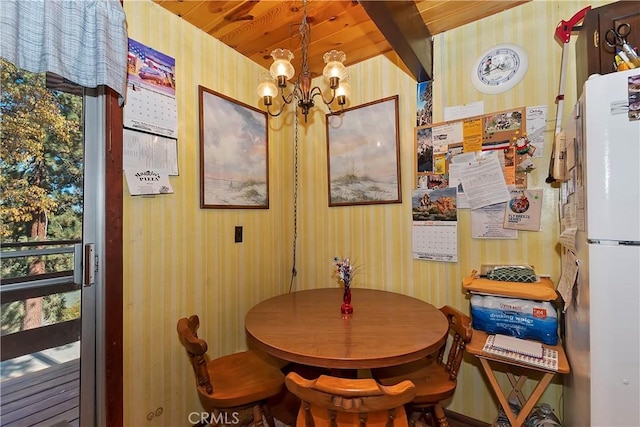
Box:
[245,288,449,369]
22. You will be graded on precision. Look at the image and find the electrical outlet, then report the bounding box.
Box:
[234,226,243,243]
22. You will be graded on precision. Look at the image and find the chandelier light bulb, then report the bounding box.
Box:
[257,73,278,99]
[269,49,295,82]
[322,50,347,82]
[336,80,351,105]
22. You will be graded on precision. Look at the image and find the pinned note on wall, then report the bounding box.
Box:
[557,250,580,311]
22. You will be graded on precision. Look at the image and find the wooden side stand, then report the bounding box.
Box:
[466,330,570,426]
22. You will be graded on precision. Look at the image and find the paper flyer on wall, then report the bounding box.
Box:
[526,105,548,158]
[412,187,458,262]
[124,167,174,196]
[444,101,484,121]
[458,153,511,209]
[503,189,543,231]
[558,227,578,252]
[123,129,179,176]
[447,162,470,209]
[471,202,518,239]
[557,250,580,311]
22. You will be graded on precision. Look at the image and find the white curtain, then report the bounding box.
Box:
[0,0,128,99]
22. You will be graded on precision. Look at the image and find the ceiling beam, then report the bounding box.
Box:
[359,0,432,82]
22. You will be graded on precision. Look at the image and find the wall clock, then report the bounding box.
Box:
[471,44,528,94]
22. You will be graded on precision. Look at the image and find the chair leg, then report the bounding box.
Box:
[408,409,421,427]
[253,404,265,427]
[261,402,277,427]
[433,405,449,427]
[422,408,435,427]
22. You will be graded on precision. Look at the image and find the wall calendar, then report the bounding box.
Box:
[124,38,178,138]
[412,187,458,262]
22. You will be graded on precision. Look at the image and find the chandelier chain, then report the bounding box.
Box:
[298,0,310,78]
[289,104,300,293]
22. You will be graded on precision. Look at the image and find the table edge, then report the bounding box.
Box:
[247,326,448,370]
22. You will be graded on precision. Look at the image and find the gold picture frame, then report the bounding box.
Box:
[199,86,269,209]
[326,95,402,207]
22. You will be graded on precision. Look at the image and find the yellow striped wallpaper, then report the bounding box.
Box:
[122,1,610,425]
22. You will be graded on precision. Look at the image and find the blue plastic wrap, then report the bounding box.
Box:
[470,294,558,345]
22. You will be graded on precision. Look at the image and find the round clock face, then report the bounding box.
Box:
[471,44,528,94]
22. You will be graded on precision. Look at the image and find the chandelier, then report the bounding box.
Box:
[256,0,351,122]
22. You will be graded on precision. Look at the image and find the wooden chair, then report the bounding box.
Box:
[285,371,416,427]
[371,306,472,427]
[177,315,284,427]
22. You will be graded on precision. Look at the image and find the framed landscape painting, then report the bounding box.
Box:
[199,86,269,209]
[326,95,401,206]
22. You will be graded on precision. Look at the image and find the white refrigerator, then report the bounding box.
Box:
[563,69,640,426]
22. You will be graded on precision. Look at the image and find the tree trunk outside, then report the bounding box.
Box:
[23,210,47,330]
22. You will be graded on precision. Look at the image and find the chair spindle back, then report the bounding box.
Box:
[286,372,416,427]
[176,315,213,394]
[436,305,473,382]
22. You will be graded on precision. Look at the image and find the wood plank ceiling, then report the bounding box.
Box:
[152,0,530,81]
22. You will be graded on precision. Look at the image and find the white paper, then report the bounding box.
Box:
[557,251,580,311]
[432,122,463,154]
[447,162,469,209]
[558,227,578,252]
[471,202,518,239]
[124,167,174,195]
[451,152,478,164]
[444,101,484,121]
[123,129,179,176]
[576,206,586,232]
[412,222,458,262]
[493,334,543,358]
[563,207,577,230]
[459,155,511,209]
[124,85,178,138]
[526,105,548,158]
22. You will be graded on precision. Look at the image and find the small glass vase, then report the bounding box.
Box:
[341,287,353,314]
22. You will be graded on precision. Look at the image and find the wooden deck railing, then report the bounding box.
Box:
[1,240,82,362]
